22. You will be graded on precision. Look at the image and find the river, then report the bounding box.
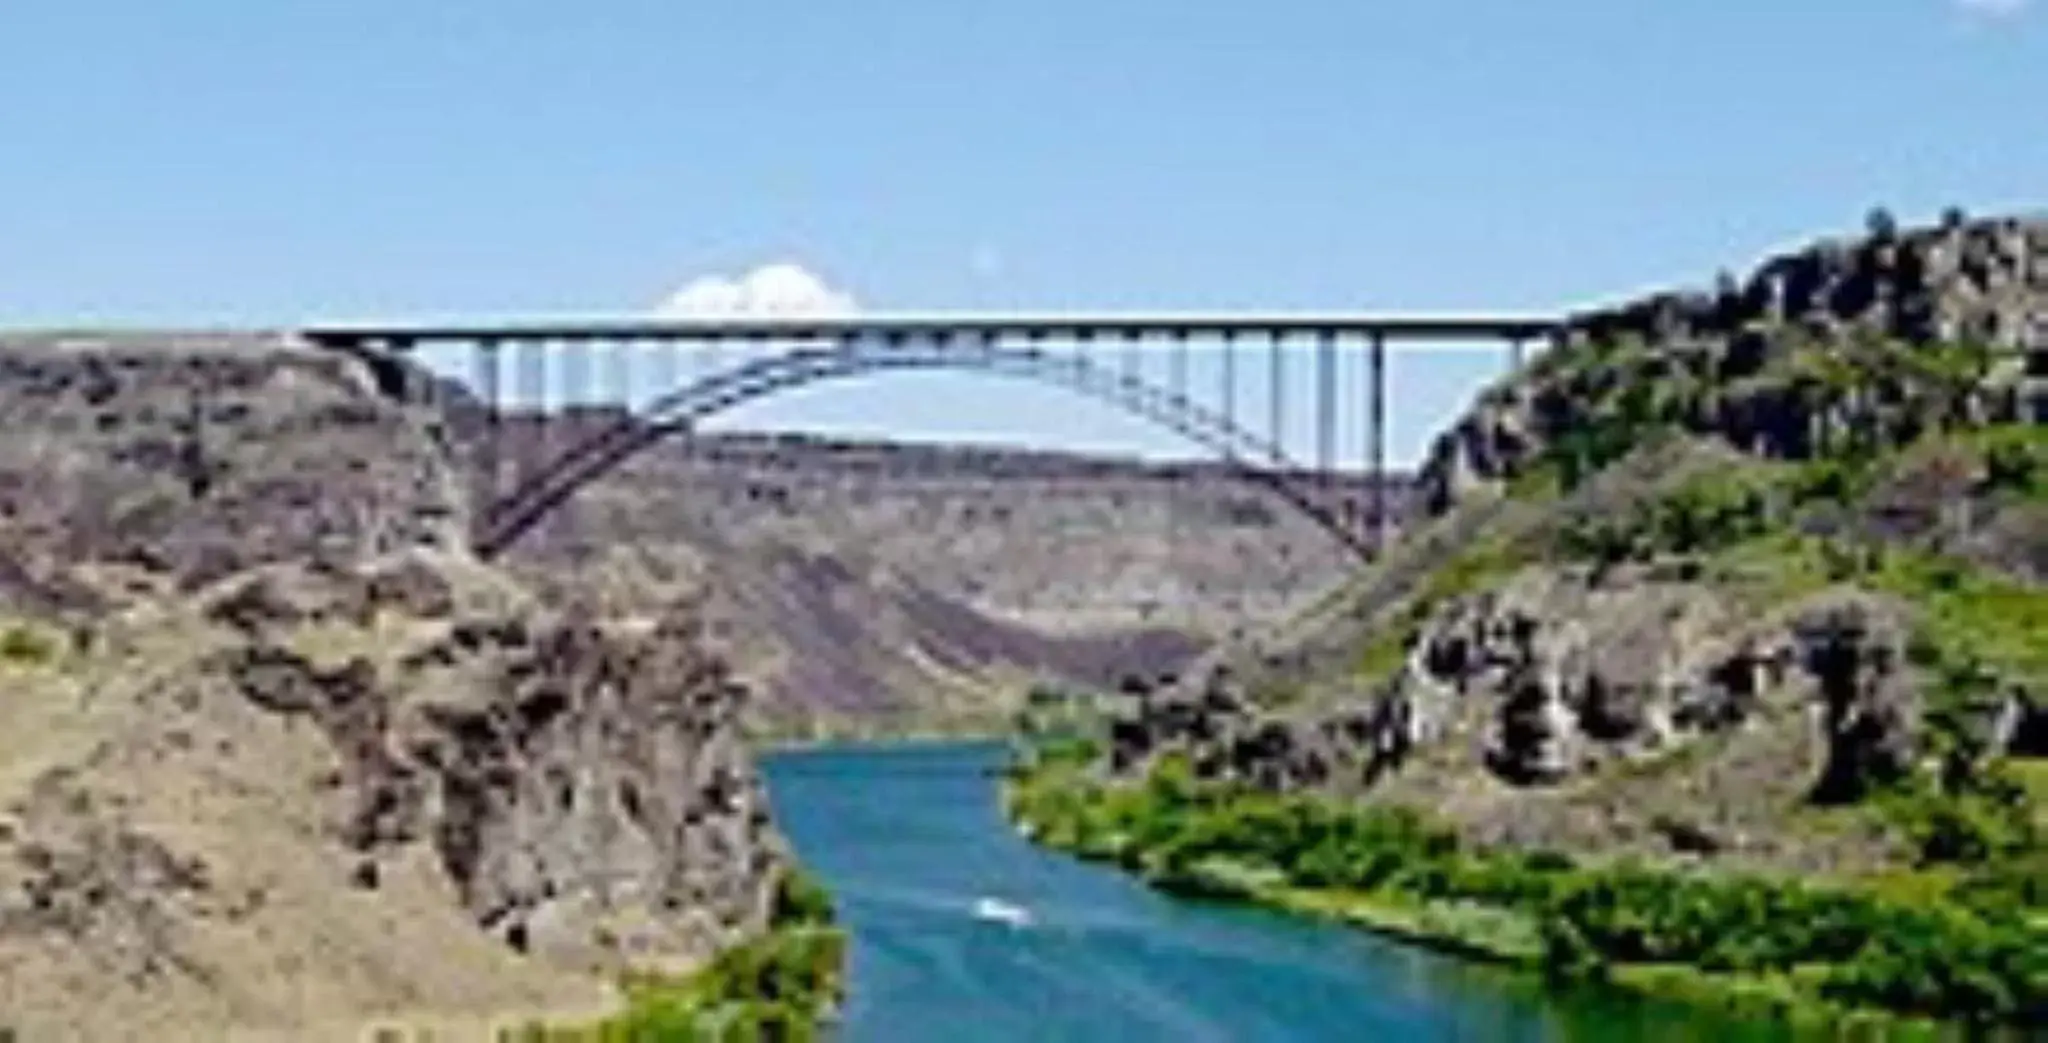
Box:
[762,740,1808,1043]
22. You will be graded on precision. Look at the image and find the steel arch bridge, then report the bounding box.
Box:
[300,312,1559,562]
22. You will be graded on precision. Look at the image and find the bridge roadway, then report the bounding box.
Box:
[299,311,1562,347]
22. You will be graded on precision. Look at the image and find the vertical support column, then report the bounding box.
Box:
[604,336,633,415]
[1367,330,1388,555]
[561,336,591,447]
[1316,327,1336,509]
[1121,327,1143,387]
[513,337,547,489]
[652,334,681,408]
[1168,328,1189,403]
[1165,326,1189,559]
[921,329,954,484]
[1508,335,1526,372]
[1268,329,1285,463]
[472,338,502,544]
[1220,329,1238,435]
[703,327,725,384]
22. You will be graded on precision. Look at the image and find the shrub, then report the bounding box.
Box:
[771,867,836,928]
[1010,755,2048,1027]
[0,624,54,665]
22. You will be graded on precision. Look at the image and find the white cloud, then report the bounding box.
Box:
[1953,0,2029,19]
[653,262,859,317]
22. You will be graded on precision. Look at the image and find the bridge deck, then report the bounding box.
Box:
[300,311,1561,345]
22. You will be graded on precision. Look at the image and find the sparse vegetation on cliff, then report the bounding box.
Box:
[502,867,847,1042]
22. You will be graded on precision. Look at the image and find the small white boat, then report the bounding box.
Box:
[971,896,1033,928]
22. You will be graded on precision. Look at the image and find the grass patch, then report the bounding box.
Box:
[500,868,846,1042]
[1005,749,2047,1031]
[1349,537,1530,686]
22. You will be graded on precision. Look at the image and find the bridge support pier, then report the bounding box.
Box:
[1366,331,1387,554]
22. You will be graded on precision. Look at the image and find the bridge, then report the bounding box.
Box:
[299,312,1561,561]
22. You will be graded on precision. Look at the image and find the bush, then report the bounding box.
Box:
[0,624,54,665]
[1009,756,2048,1027]
[505,925,847,1042]
[771,867,836,928]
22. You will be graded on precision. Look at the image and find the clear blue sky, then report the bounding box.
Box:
[3,1,2042,465]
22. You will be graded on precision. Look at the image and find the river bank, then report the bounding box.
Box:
[1002,741,2043,1041]
[761,740,1821,1042]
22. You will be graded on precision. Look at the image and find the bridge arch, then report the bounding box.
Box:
[475,337,1382,561]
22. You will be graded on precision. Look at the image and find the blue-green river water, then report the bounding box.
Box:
[762,740,1806,1043]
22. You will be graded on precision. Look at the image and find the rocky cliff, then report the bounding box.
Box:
[1420,209,2048,512]
[0,332,465,586]
[0,550,798,1040]
[1101,209,2048,878]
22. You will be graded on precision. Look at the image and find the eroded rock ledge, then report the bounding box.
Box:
[206,562,790,975]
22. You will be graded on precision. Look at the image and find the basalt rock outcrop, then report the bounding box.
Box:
[1110,568,1926,802]
[0,332,466,586]
[1104,564,1972,870]
[1420,211,2048,514]
[214,602,788,973]
[0,555,792,1040]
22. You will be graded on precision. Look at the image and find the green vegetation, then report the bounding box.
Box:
[991,323,2048,1035]
[1006,327,2048,1033]
[1006,746,2047,1032]
[1013,682,1119,761]
[501,866,846,1042]
[1350,536,1529,685]
[1528,423,2048,873]
[0,621,58,666]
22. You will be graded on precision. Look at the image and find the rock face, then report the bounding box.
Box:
[1792,595,1921,804]
[1116,566,1775,784]
[1104,560,1947,869]
[1419,212,2048,514]
[216,600,787,973]
[0,332,464,587]
[502,527,1207,728]
[0,554,791,1040]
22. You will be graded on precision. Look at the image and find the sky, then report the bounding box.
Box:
[2,0,2043,466]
